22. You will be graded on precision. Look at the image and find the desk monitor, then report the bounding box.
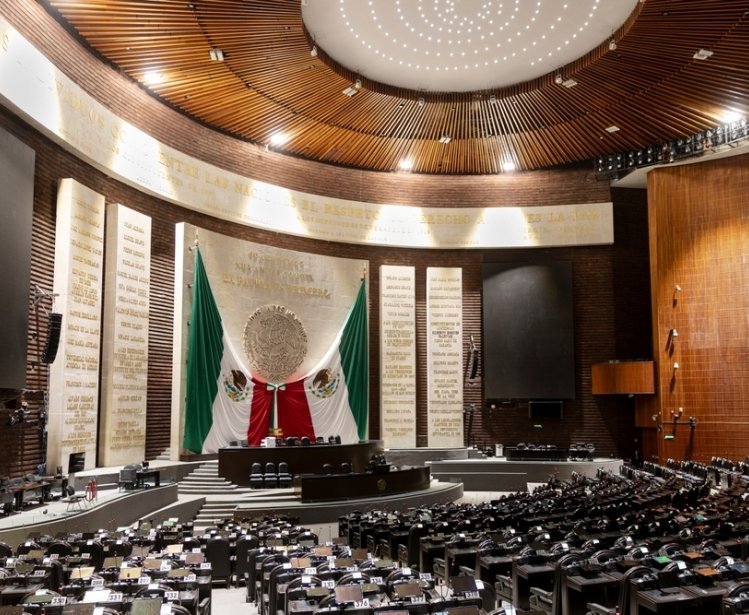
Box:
[70,566,96,580]
[103,557,123,569]
[143,559,163,570]
[306,587,330,599]
[131,598,163,615]
[334,558,354,569]
[63,604,96,615]
[23,594,55,604]
[14,562,34,574]
[314,546,333,557]
[393,583,422,599]
[352,548,368,561]
[165,544,183,554]
[27,550,44,559]
[657,569,679,589]
[119,567,142,580]
[131,546,151,558]
[184,552,204,565]
[335,585,363,603]
[167,568,190,578]
[81,532,96,540]
[446,607,480,615]
[450,576,477,594]
[290,557,312,569]
[82,589,111,604]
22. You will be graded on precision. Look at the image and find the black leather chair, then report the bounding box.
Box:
[233,533,258,586]
[264,462,278,488]
[278,462,293,488]
[205,536,232,587]
[322,464,334,476]
[301,436,311,446]
[250,462,264,489]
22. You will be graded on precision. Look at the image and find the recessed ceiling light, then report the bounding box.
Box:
[143,71,163,85]
[561,78,577,88]
[720,110,743,123]
[502,161,516,172]
[605,125,620,133]
[439,134,452,144]
[693,48,713,60]
[270,132,289,146]
[209,48,224,62]
[398,159,413,171]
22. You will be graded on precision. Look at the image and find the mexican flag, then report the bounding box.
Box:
[183,248,272,454]
[277,280,369,443]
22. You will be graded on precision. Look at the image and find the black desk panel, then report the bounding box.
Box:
[218,440,382,486]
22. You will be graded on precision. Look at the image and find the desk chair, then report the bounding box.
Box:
[250,463,265,489]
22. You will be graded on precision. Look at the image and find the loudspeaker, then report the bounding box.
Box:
[468,348,479,379]
[42,312,62,364]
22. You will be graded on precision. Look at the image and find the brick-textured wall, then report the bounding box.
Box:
[0,1,654,472]
[648,154,749,463]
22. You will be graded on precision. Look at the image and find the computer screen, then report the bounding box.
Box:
[335,585,363,603]
[450,576,477,594]
[131,598,163,615]
[393,583,422,599]
[118,567,142,580]
[62,604,96,615]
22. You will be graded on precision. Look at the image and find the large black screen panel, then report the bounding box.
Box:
[482,261,575,400]
[0,126,35,390]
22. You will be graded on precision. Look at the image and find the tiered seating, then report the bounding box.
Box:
[331,460,749,614]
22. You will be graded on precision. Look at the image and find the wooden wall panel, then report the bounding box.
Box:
[0,0,656,473]
[649,154,749,463]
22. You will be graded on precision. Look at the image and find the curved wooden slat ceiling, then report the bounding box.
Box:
[44,0,749,175]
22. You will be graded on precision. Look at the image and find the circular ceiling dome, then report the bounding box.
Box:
[303,0,638,92]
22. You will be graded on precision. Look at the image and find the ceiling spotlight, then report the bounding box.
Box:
[270,132,288,146]
[310,45,318,58]
[608,38,617,51]
[671,328,679,338]
[209,48,224,62]
[439,134,451,144]
[143,71,163,85]
[417,97,425,107]
[554,72,563,85]
[673,362,680,370]
[693,48,713,60]
[489,94,497,104]
[355,78,362,89]
[674,284,682,293]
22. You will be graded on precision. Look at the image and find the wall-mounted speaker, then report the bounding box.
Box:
[42,312,62,364]
[468,348,479,379]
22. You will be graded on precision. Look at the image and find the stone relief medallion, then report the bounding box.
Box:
[243,304,308,383]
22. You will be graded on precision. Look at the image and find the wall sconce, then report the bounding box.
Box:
[673,284,682,307]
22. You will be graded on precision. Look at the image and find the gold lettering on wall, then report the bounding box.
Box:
[100,204,151,466]
[380,266,417,448]
[47,179,106,472]
[426,267,464,447]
